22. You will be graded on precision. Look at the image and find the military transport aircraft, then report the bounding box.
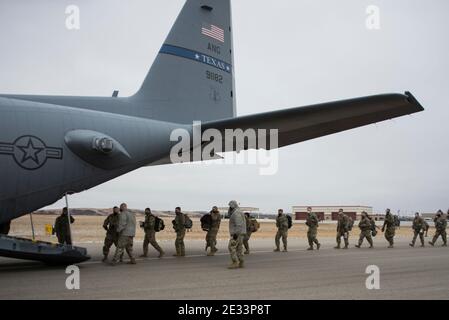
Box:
[0,0,423,263]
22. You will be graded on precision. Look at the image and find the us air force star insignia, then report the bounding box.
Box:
[0,135,63,170]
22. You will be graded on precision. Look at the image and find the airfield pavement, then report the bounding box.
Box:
[0,234,448,299]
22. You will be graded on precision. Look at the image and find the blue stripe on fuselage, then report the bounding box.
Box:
[159,44,232,74]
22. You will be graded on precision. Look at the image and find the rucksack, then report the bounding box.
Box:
[286,215,293,229]
[370,219,377,237]
[200,214,212,231]
[184,215,193,229]
[154,216,165,232]
[249,218,260,233]
[394,215,400,227]
[347,217,354,231]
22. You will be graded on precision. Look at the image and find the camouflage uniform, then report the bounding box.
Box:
[335,214,350,249]
[112,209,136,264]
[410,216,427,247]
[306,212,320,250]
[142,213,164,257]
[54,214,75,245]
[173,212,186,256]
[102,212,120,259]
[243,215,252,254]
[228,201,247,268]
[382,212,396,248]
[275,214,288,251]
[356,216,373,248]
[429,215,447,246]
[205,210,221,256]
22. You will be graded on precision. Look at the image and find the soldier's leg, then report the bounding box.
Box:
[243,232,251,254]
[112,236,126,264]
[274,230,281,251]
[411,231,418,246]
[180,229,186,256]
[356,232,364,247]
[174,231,181,256]
[442,231,447,246]
[149,231,164,256]
[205,231,211,251]
[237,234,244,267]
[367,233,373,248]
[228,240,238,268]
[335,232,341,249]
[343,232,349,249]
[210,230,218,253]
[103,236,113,261]
[307,230,314,250]
[125,237,136,264]
[282,230,288,251]
[419,232,425,246]
[430,231,440,246]
[312,229,320,249]
[141,233,150,257]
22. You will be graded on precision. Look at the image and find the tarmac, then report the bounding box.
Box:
[0,237,448,300]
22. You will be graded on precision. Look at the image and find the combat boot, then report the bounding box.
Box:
[355,244,361,248]
[158,251,165,258]
[127,258,137,265]
[282,247,288,252]
[343,245,348,249]
[442,243,447,247]
[273,248,280,252]
[316,243,321,250]
[207,251,215,256]
[244,250,250,255]
[334,244,341,249]
[239,261,245,268]
[428,241,434,246]
[228,262,239,269]
[307,246,313,251]
[388,245,394,249]
[102,255,108,262]
[140,253,148,258]
[409,242,414,247]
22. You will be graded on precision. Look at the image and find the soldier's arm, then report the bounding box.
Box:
[103,216,110,230]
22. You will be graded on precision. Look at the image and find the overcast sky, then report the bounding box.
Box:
[0,0,448,215]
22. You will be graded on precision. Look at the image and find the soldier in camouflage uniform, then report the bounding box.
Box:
[429,210,447,247]
[382,209,396,248]
[228,200,246,269]
[102,206,120,262]
[274,209,289,252]
[54,207,75,245]
[206,206,221,256]
[173,207,186,257]
[306,207,320,250]
[409,212,428,247]
[243,212,252,254]
[355,211,374,248]
[111,203,137,265]
[335,209,350,249]
[141,208,164,258]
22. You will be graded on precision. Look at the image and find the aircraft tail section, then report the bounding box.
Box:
[131,0,236,123]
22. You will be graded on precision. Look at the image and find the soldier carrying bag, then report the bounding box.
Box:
[347,217,354,231]
[249,218,260,233]
[370,219,377,237]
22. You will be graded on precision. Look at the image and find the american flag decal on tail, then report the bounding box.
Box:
[201,23,225,43]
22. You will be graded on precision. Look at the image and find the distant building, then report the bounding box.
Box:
[291,205,373,221]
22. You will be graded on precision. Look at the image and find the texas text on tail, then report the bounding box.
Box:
[0,0,424,263]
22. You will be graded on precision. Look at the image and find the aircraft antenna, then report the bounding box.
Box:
[64,193,73,246]
[29,213,35,241]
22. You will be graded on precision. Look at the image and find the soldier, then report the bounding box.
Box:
[228,200,246,269]
[141,208,164,258]
[102,206,120,262]
[306,207,320,250]
[173,207,186,257]
[355,211,374,248]
[111,203,136,265]
[243,212,252,255]
[382,209,396,248]
[205,206,221,256]
[410,212,428,247]
[429,210,447,247]
[54,207,75,245]
[335,209,351,249]
[274,209,289,252]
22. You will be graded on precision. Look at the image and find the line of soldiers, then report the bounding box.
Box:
[52,203,448,268]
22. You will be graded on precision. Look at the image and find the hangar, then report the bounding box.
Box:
[291,206,373,221]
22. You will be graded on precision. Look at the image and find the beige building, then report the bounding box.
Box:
[291,205,373,221]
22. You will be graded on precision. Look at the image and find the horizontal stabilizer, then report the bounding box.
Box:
[201,92,424,151]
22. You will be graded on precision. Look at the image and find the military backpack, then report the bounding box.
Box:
[154,216,165,232]
[347,217,354,231]
[286,215,293,229]
[393,215,400,227]
[184,215,193,229]
[200,214,212,231]
[249,218,260,233]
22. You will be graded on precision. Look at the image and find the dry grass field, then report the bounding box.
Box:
[9,214,423,244]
